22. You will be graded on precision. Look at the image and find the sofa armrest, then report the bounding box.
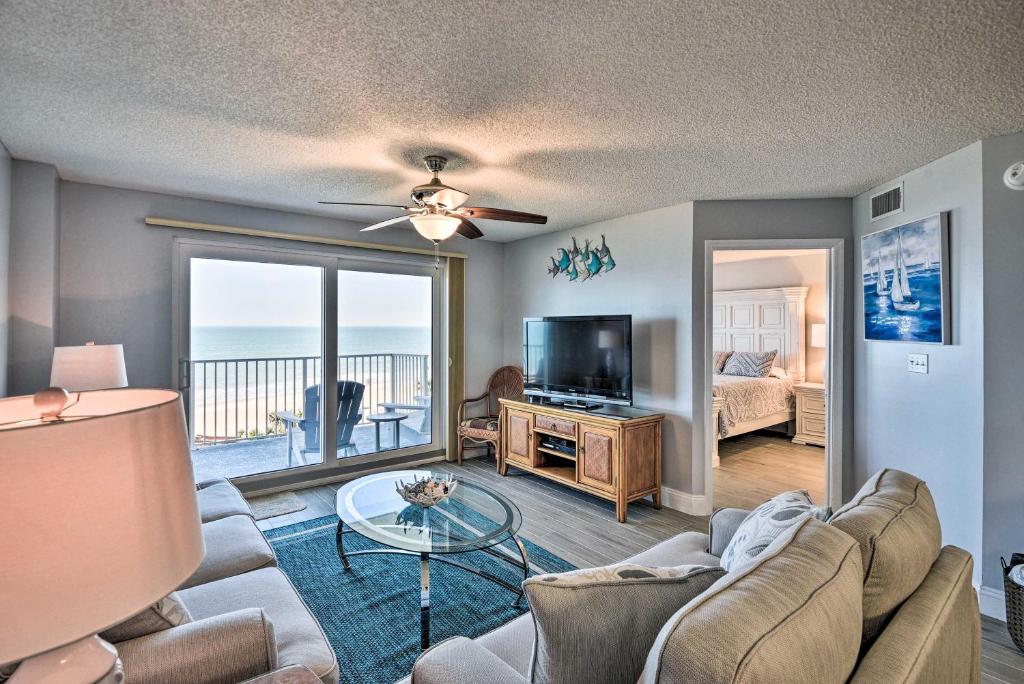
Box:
[117,608,277,684]
[708,507,751,557]
[412,637,528,684]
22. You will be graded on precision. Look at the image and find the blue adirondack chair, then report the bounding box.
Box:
[278,381,365,465]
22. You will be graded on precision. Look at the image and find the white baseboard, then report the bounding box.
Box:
[979,585,1006,622]
[661,486,712,516]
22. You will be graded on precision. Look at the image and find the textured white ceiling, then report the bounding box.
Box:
[1,1,1022,242]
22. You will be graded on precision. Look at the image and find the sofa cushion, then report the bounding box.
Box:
[524,563,725,684]
[180,514,277,589]
[179,568,339,684]
[639,518,863,684]
[828,468,942,644]
[720,490,829,571]
[196,478,252,523]
[99,593,192,643]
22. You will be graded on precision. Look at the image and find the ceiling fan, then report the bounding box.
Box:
[320,155,547,242]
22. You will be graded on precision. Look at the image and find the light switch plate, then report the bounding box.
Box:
[908,353,929,374]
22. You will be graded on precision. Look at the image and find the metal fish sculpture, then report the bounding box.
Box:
[602,252,616,272]
[547,257,560,278]
[547,236,614,283]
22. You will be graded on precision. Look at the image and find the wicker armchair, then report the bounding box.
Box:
[456,366,525,466]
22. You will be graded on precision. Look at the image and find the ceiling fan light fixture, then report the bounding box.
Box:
[410,213,461,241]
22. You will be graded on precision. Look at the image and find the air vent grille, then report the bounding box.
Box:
[870,183,903,221]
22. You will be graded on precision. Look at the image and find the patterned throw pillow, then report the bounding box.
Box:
[99,593,192,643]
[712,351,733,374]
[720,490,830,572]
[524,563,726,684]
[722,350,778,378]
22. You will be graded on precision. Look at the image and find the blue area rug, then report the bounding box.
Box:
[266,515,575,684]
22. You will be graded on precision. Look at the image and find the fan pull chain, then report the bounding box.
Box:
[433,241,440,271]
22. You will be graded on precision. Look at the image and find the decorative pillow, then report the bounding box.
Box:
[712,351,733,374]
[721,350,778,378]
[524,563,726,684]
[99,593,192,643]
[768,366,789,379]
[720,490,830,572]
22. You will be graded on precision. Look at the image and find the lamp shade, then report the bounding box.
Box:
[409,213,460,241]
[0,389,204,666]
[51,343,128,391]
[810,323,827,349]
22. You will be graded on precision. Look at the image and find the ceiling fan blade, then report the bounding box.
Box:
[319,201,410,209]
[461,207,547,224]
[430,187,470,210]
[361,215,411,232]
[456,218,484,239]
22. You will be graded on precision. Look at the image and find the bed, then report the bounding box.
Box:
[710,286,808,467]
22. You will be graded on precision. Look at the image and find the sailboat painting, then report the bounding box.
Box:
[861,212,950,344]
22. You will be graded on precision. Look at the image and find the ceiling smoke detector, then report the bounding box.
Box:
[1005,161,1024,191]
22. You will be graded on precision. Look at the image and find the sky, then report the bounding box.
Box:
[190,258,432,327]
[861,214,941,270]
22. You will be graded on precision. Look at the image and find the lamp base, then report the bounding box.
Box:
[10,635,123,683]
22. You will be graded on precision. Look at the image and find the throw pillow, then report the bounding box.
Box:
[99,593,192,643]
[768,366,789,379]
[719,490,830,572]
[721,350,778,378]
[524,563,725,684]
[712,351,733,374]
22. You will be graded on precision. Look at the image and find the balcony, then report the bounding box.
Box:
[188,353,432,481]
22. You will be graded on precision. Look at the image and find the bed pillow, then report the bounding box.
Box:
[524,563,726,684]
[719,490,831,572]
[768,366,789,379]
[712,351,733,374]
[722,350,778,378]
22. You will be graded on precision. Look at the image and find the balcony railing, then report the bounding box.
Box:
[189,353,430,447]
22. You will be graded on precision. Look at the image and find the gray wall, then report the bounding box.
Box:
[852,142,985,585]
[981,132,1024,589]
[56,180,506,399]
[713,251,828,382]
[502,203,696,493]
[691,200,854,497]
[0,143,10,396]
[8,160,60,395]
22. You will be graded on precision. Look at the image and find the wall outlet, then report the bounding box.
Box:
[908,353,929,374]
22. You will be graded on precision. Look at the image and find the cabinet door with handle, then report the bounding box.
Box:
[578,424,617,493]
[505,409,535,466]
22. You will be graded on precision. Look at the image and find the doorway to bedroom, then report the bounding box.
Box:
[705,244,840,511]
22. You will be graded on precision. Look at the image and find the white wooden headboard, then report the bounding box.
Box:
[712,287,808,382]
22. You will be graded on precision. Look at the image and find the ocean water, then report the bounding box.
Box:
[863,268,944,342]
[192,326,431,360]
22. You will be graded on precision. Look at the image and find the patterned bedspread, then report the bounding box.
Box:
[712,375,795,437]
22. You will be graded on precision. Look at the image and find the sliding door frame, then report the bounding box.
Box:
[172,237,447,489]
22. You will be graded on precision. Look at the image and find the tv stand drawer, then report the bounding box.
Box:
[535,414,576,437]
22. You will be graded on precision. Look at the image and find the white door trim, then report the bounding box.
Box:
[702,238,845,511]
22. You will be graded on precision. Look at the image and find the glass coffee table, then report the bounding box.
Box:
[335,470,529,649]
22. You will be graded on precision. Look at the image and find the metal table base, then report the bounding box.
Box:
[335,520,530,650]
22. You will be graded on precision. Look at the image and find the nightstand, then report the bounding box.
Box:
[793,382,827,447]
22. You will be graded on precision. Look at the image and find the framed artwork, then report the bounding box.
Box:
[861,212,950,344]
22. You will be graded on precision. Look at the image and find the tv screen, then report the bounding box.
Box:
[523,315,632,405]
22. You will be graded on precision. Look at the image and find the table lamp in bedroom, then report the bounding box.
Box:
[0,388,203,683]
[811,323,827,380]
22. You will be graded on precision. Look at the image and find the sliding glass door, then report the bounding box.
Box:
[175,240,444,485]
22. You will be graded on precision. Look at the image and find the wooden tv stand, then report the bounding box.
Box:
[498,398,664,522]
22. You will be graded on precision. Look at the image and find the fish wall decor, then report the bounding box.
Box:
[547,234,616,282]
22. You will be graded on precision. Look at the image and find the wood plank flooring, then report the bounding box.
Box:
[253,455,1024,682]
[714,431,826,509]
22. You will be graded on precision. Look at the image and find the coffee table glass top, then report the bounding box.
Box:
[335,470,523,554]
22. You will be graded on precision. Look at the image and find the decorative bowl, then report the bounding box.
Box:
[395,474,457,508]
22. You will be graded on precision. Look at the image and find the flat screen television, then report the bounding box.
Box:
[523,315,632,407]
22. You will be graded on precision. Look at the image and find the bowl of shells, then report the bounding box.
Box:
[395,473,458,508]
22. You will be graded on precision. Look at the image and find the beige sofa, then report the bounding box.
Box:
[409,469,981,683]
[111,479,339,684]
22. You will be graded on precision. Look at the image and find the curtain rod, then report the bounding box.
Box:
[144,217,469,259]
